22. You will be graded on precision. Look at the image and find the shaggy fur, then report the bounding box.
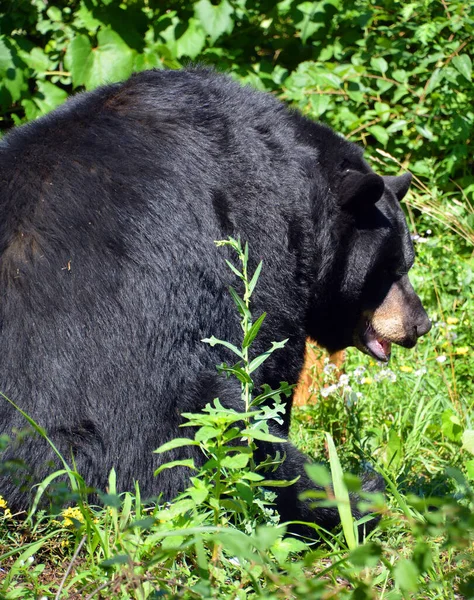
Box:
[0,69,430,532]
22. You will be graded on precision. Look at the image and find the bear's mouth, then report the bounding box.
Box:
[359,320,392,362]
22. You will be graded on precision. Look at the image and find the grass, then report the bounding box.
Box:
[0,209,473,599]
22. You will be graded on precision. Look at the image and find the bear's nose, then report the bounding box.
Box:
[415,313,432,338]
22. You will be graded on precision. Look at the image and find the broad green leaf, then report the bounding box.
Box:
[188,478,209,504]
[195,426,220,442]
[309,94,331,116]
[176,18,206,59]
[0,37,13,75]
[221,453,250,469]
[294,2,325,44]
[0,38,26,103]
[194,0,234,45]
[370,56,388,74]
[24,80,69,121]
[466,459,474,480]
[350,542,382,568]
[394,558,419,592]
[74,3,103,31]
[452,54,472,81]
[305,463,331,487]
[271,537,308,563]
[462,429,474,455]
[425,67,444,95]
[252,525,283,551]
[412,541,433,574]
[368,125,389,146]
[18,47,50,74]
[154,437,198,453]
[65,35,92,88]
[46,6,62,21]
[441,410,463,442]
[70,29,135,91]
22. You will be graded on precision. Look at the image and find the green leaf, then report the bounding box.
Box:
[46,6,62,22]
[326,432,357,550]
[305,463,331,487]
[441,410,463,442]
[248,339,288,373]
[243,312,266,348]
[0,37,13,75]
[271,537,308,563]
[394,558,419,592]
[257,476,299,487]
[154,438,198,454]
[452,54,472,81]
[241,427,286,443]
[466,459,474,480]
[201,336,243,358]
[370,56,388,74]
[101,554,131,568]
[368,125,389,146]
[425,67,444,95]
[462,429,474,455]
[188,477,209,504]
[294,2,324,44]
[350,542,382,568]
[154,458,195,476]
[221,453,250,469]
[194,0,234,45]
[0,38,26,103]
[66,28,135,91]
[176,18,206,59]
[195,426,220,442]
[23,81,68,120]
[309,94,331,116]
[228,286,250,319]
[65,35,92,88]
[248,261,263,296]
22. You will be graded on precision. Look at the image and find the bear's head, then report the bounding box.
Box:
[309,168,431,362]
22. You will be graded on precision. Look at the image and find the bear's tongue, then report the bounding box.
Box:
[364,323,392,362]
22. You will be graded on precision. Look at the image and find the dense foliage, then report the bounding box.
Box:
[1,0,473,217]
[0,1,473,599]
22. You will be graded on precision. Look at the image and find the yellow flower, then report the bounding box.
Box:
[3,508,12,519]
[447,317,459,325]
[0,495,7,509]
[61,506,84,527]
[455,346,469,355]
[361,377,373,385]
[400,365,413,373]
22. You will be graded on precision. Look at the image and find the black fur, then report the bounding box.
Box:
[0,69,423,532]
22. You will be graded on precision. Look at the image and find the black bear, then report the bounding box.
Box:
[0,69,430,531]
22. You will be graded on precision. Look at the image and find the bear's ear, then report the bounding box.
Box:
[383,172,412,202]
[339,171,385,211]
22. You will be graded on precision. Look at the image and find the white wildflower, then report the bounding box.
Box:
[414,367,427,376]
[321,384,337,398]
[338,373,350,387]
[436,355,447,363]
